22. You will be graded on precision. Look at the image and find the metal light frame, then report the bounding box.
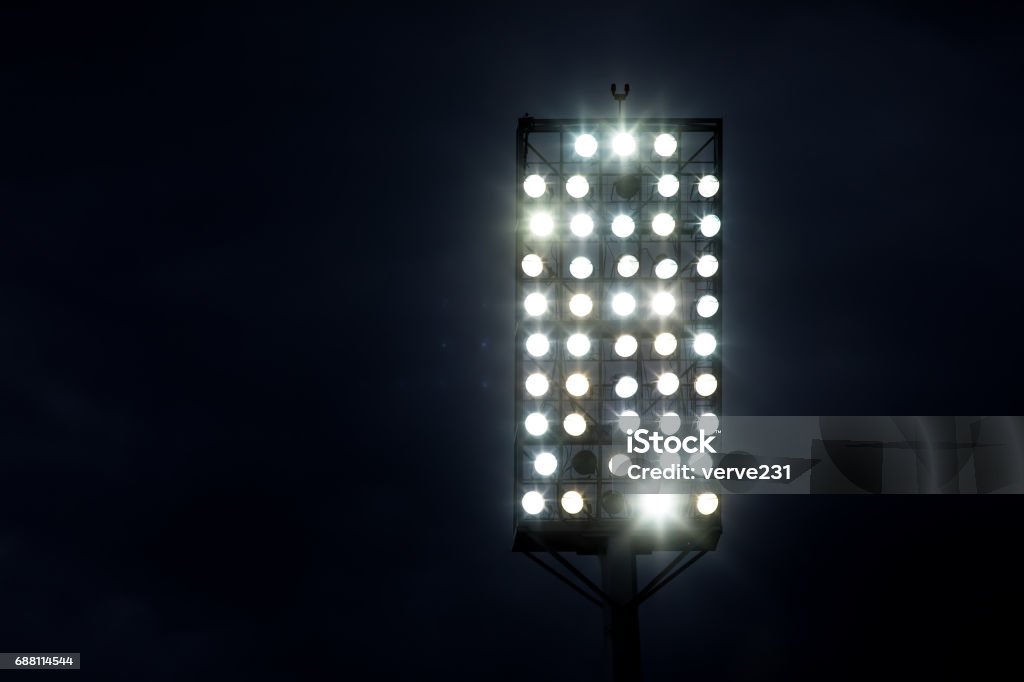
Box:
[513,116,724,555]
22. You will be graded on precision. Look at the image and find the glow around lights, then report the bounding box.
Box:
[654,258,678,279]
[525,333,550,357]
[563,413,586,437]
[522,491,545,514]
[696,295,719,318]
[566,333,591,357]
[570,213,594,237]
[611,292,636,316]
[615,376,638,398]
[640,494,677,519]
[524,373,549,397]
[524,293,547,316]
[654,133,677,157]
[566,175,589,198]
[652,212,675,236]
[612,132,636,156]
[657,174,680,198]
[614,334,638,358]
[696,255,719,278]
[652,292,675,316]
[653,332,677,356]
[698,413,719,433]
[660,411,681,435]
[700,214,721,237]
[574,133,598,158]
[561,490,584,514]
[524,412,548,436]
[569,257,593,279]
[698,175,720,198]
[534,452,557,476]
[569,294,593,317]
[657,372,680,396]
[695,373,718,397]
[529,213,554,236]
[565,373,590,397]
[611,215,635,238]
[619,410,641,432]
[521,254,543,277]
[523,174,545,198]
[693,332,717,357]
[696,493,719,515]
[617,255,640,277]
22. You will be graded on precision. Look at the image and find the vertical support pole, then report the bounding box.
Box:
[602,533,642,682]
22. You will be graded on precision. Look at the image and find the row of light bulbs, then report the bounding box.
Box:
[525,353,716,401]
[522,489,720,517]
[524,173,719,200]
[564,131,688,160]
[525,290,698,317]
[524,325,718,359]
[523,253,718,282]
[527,212,720,239]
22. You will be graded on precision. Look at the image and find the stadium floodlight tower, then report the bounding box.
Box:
[513,85,723,682]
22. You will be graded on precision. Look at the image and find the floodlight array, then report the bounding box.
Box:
[515,120,722,535]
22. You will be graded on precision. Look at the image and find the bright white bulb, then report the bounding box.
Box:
[525,333,550,357]
[523,174,546,198]
[654,258,678,279]
[524,412,548,436]
[657,174,680,198]
[653,332,677,356]
[566,333,591,357]
[696,295,719,318]
[617,255,639,278]
[619,410,640,432]
[696,493,719,515]
[563,413,586,437]
[657,372,680,396]
[640,494,678,519]
[698,413,719,433]
[652,292,675,316]
[570,213,594,237]
[574,133,598,158]
[652,212,675,236]
[569,256,593,279]
[521,254,543,277]
[698,175,720,198]
[615,376,638,398]
[695,373,718,397]
[529,213,554,237]
[522,491,545,514]
[693,332,717,357]
[534,452,558,476]
[608,454,632,477]
[660,411,681,435]
[611,215,635,238]
[654,133,677,157]
[566,175,589,199]
[611,292,636,316]
[524,293,547,316]
[700,214,721,237]
[565,373,590,397]
[612,132,636,156]
[561,490,584,514]
[525,372,549,397]
[614,335,638,358]
[696,255,719,278]
[569,294,593,317]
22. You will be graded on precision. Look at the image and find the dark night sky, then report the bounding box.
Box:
[2,3,1024,679]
